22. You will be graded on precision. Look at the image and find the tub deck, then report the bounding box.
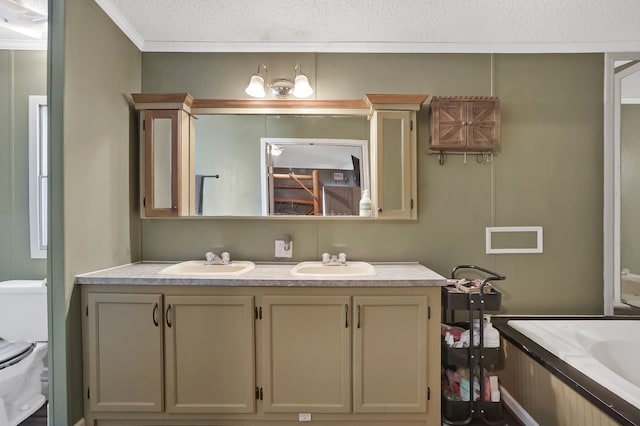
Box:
[493,316,640,426]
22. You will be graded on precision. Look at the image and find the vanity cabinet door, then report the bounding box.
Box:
[85,293,164,412]
[370,110,417,219]
[164,295,255,413]
[142,109,191,217]
[352,296,429,413]
[261,295,351,413]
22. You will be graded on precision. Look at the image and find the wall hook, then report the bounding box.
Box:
[438,151,447,165]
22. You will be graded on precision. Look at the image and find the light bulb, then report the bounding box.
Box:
[245,74,266,98]
[292,74,313,98]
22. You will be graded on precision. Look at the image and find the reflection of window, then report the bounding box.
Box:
[29,96,47,259]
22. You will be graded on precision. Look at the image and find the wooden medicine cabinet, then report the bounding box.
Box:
[133,93,427,220]
[429,96,500,155]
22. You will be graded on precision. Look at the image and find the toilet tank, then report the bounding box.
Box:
[0,280,48,342]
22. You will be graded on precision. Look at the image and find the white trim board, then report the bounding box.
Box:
[500,386,539,426]
[485,226,543,254]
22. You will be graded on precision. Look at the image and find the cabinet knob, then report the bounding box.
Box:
[172,205,178,211]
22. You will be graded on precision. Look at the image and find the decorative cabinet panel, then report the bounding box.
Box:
[352,296,429,413]
[429,96,500,153]
[261,295,352,413]
[85,293,164,412]
[164,295,255,413]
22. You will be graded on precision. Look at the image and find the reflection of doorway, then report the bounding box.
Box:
[260,138,369,216]
[604,54,640,315]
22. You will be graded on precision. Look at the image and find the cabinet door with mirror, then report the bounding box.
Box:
[142,109,191,217]
[604,54,640,314]
[134,94,426,220]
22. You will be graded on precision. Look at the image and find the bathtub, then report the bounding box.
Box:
[493,317,640,426]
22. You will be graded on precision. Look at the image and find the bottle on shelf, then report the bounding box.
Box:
[483,315,500,348]
[359,189,372,217]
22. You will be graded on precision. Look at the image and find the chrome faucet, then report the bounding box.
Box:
[205,251,230,265]
[321,252,347,265]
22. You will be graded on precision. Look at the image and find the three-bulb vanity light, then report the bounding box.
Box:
[245,64,314,99]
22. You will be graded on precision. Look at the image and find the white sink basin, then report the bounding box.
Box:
[158,260,255,276]
[290,261,376,277]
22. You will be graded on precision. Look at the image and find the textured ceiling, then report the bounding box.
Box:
[98,0,640,53]
[2,0,640,52]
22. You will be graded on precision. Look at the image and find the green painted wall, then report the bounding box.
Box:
[48,0,141,423]
[0,50,47,281]
[140,52,604,315]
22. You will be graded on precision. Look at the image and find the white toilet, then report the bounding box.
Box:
[0,280,48,426]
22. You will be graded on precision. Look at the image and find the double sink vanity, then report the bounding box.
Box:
[77,260,446,426]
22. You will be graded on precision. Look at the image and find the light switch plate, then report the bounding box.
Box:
[298,413,311,422]
[275,240,293,258]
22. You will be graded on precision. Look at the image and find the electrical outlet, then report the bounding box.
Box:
[275,240,293,258]
[298,413,311,422]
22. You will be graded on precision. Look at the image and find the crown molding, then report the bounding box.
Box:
[0,39,46,50]
[94,0,144,50]
[140,40,640,54]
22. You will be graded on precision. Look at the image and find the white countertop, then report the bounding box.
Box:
[75,261,447,287]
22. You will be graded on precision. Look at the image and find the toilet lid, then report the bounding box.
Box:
[0,339,34,370]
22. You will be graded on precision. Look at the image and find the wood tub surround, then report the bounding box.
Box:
[492,316,640,426]
[78,262,445,426]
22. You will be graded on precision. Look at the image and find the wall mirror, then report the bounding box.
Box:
[604,52,640,315]
[193,114,370,217]
[133,93,426,220]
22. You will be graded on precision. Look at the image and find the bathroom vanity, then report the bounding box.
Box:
[77,262,446,426]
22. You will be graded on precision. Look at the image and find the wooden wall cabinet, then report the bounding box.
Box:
[429,96,500,153]
[367,95,424,220]
[133,94,194,217]
[82,286,440,426]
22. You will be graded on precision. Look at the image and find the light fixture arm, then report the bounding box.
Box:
[257,64,268,80]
